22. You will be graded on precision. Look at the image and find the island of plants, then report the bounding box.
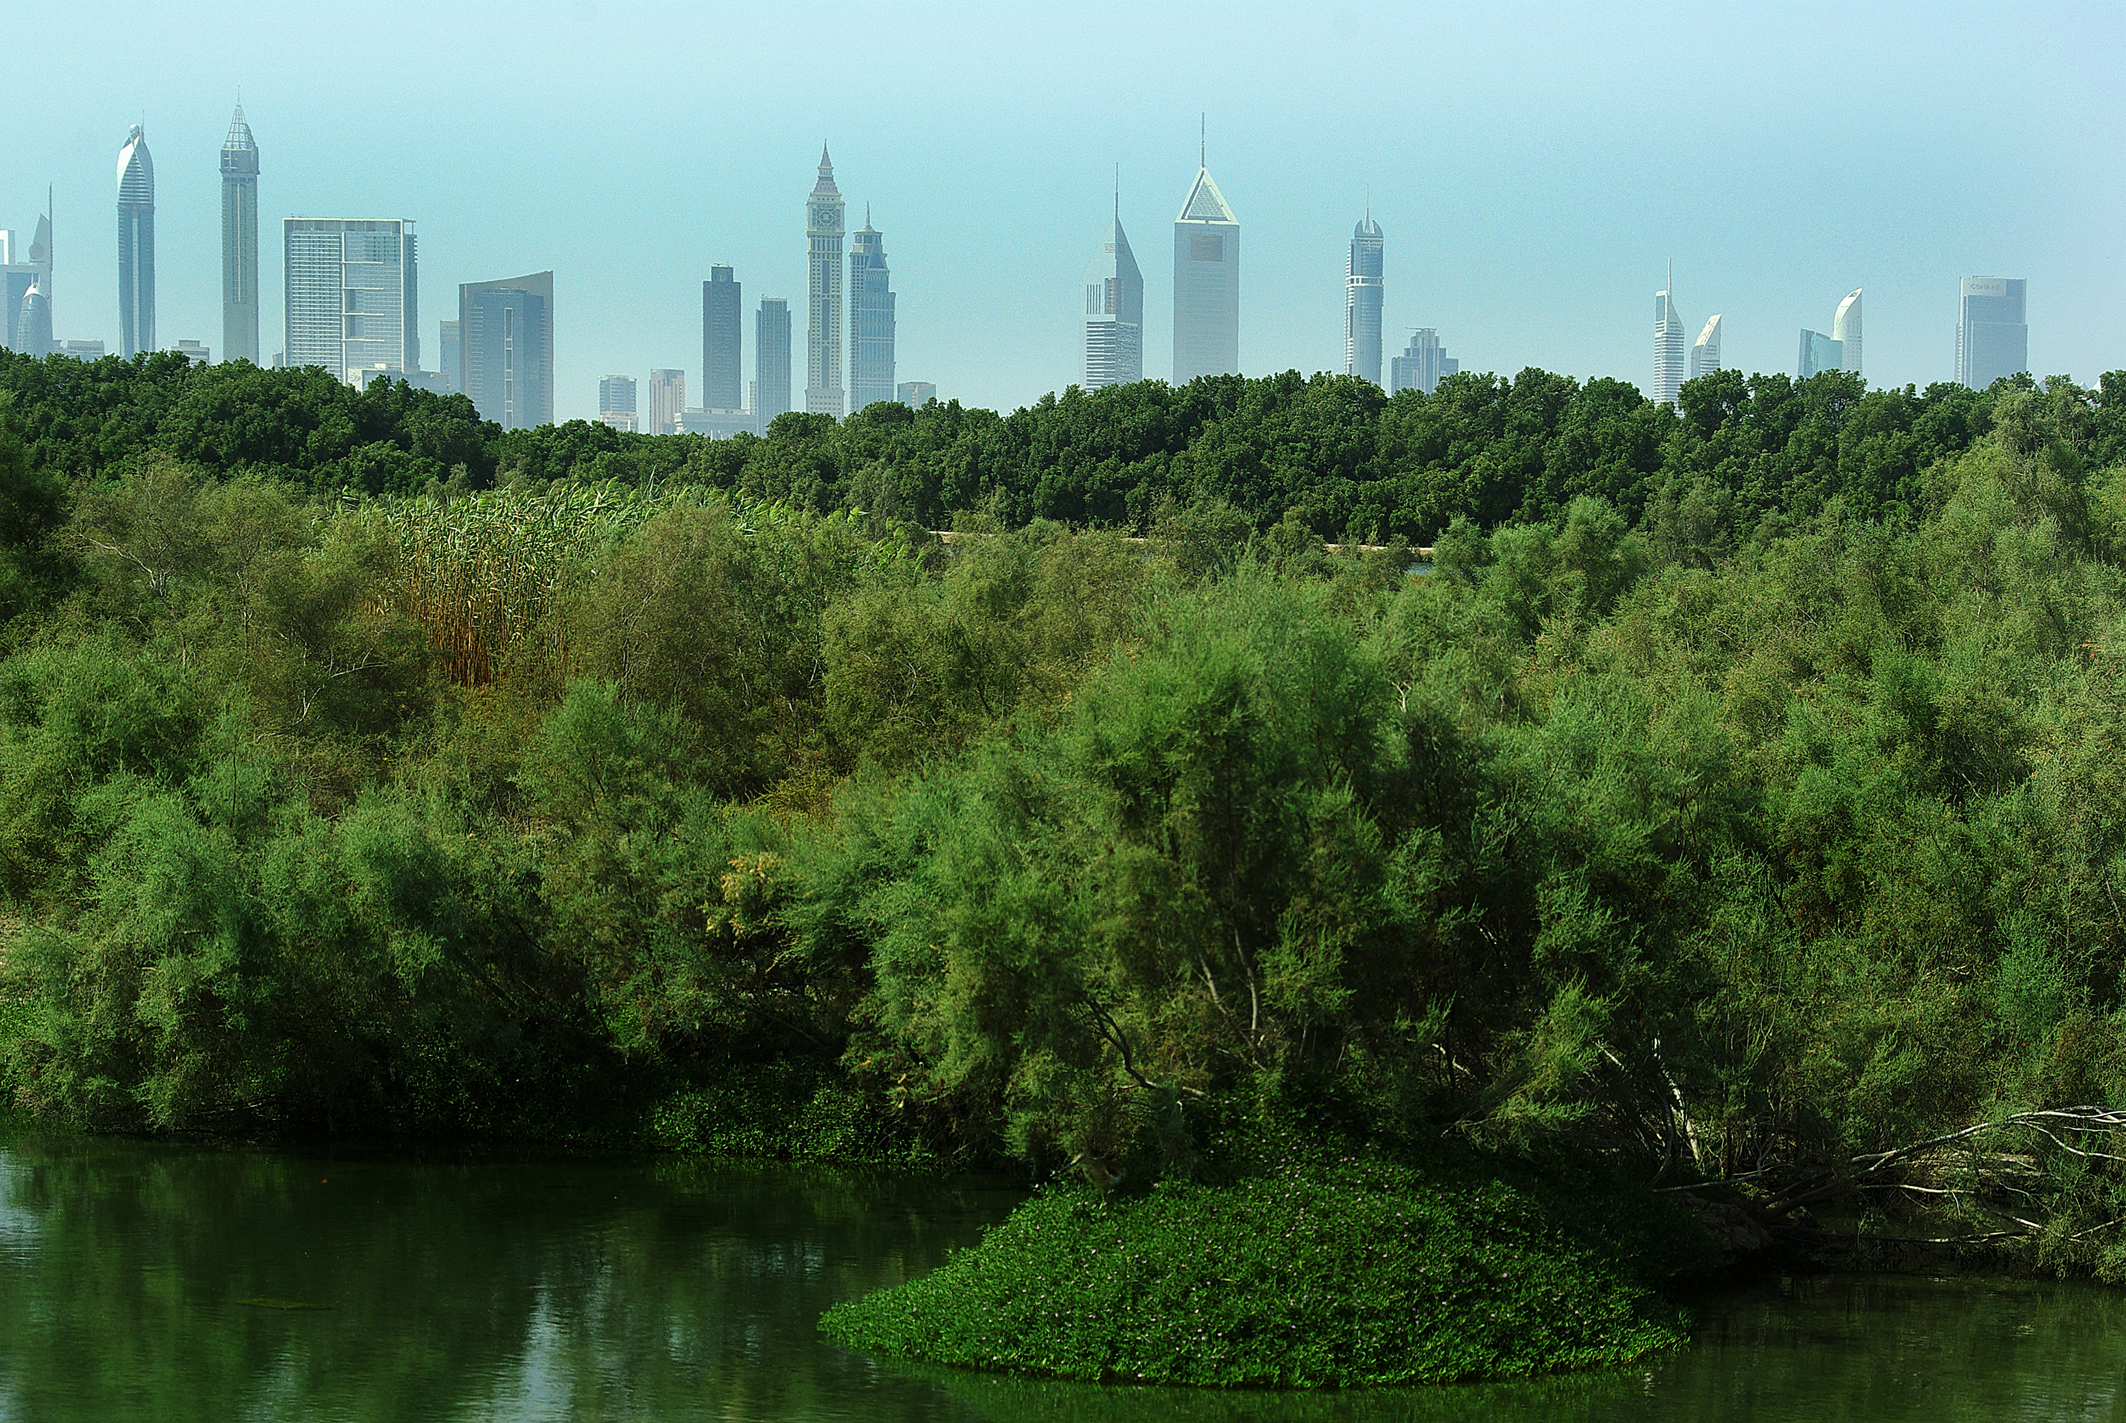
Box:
[7,351,2126,1387]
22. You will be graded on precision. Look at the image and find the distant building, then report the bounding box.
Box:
[648,368,685,434]
[1957,277,2027,388]
[174,339,210,365]
[1345,215,1384,384]
[848,211,895,411]
[220,103,260,365]
[355,363,447,394]
[702,265,742,411]
[14,282,52,357]
[1797,328,1842,379]
[458,270,553,430]
[805,147,846,417]
[756,296,792,423]
[1172,163,1240,383]
[1832,289,1862,377]
[598,374,637,431]
[438,320,461,393]
[1690,314,1722,381]
[57,339,104,362]
[680,408,753,438]
[285,218,418,383]
[898,380,936,407]
[117,125,156,358]
[1389,328,1458,395]
[1652,281,1686,405]
[1081,213,1143,390]
[2,196,54,355]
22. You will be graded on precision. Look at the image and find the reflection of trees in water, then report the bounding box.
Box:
[0,1139,1018,1422]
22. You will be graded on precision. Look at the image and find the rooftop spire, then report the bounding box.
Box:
[1200,112,1205,168]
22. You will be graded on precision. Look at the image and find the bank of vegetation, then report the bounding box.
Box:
[7,350,2126,1380]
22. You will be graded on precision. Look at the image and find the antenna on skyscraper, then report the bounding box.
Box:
[1200,113,1206,168]
[1115,163,1120,221]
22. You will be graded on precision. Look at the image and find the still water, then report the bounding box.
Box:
[3,1134,2124,1422]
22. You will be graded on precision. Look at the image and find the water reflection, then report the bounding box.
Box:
[2,1134,2125,1421]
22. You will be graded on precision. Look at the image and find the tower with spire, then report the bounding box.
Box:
[805,146,847,417]
[1172,124,1239,384]
[848,206,895,411]
[1345,207,1383,384]
[1,187,53,356]
[1081,180,1143,390]
[1652,262,1685,405]
[117,124,155,358]
[221,102,259,365]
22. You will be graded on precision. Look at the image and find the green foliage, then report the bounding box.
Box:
[821,1159,1694,1387]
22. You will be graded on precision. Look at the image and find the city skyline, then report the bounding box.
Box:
[0,4,2115,419]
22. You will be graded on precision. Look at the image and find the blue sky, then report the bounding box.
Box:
[5,0,2120,419]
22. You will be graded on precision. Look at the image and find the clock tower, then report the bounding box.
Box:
[805,146,847,417]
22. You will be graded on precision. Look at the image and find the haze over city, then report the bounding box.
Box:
[2,0,2119,420]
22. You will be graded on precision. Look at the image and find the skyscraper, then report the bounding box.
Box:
[438,320,461,393]
[220,103,259,365]
[1172,161,1240,383]
[117,125,155,358]
[1,195,53,354]
[1797,328,1842,378]
[898,380,936,407]
[757,296,791,424]
[15,283,52,358]
[1690,314,1722,380]
[1831,289,1862,377]
[1081,210,1143,390]
[848,211,895,411]
[648,368,685,435]
[1652,276,1685,405]
[702,265,742,411]
[805,147,846,417]
[1957,278,2026,388]
[1345,215,1383,384]
[1389,329,1457,395]
[284,218,418,382]
[458,270,553,430]
[598,375,638,431]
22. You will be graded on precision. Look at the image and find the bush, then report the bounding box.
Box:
[821,1159,1696,1387]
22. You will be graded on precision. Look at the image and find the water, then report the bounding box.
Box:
[3,1134,2123,1422]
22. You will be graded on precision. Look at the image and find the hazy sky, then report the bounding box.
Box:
[5,1,2121,420]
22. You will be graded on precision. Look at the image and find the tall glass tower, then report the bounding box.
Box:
[757,297,792,425]
[220,103,260,365]
[1172,162,1239,384]
[1345,215,1383,384]
[1956,278,2027,388]
[284,217,417,383]
[1652,271,1685,405]
[1081,212,1143,390]
[805,147,846,417]
[1831,289,1862,378]
[1,192,53,354]
[702,265,742,411]
[1690,314,1722,380]
[117,125,155,358]
[848,211,895,412]
[458,270,553,430]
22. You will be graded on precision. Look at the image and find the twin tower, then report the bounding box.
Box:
[1081,162,1241,391]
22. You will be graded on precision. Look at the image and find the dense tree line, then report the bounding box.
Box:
[10,348,2123,543]
[10,352,2126,1269]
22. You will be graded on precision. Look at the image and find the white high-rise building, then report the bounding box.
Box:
[284,217,418,383]
[1690,314,1722,381]
[221,103,260,365]
[1389,328,1458,395]
[648,368,685,435]
[1172,163,1239,383]
[1081,212,1143,390]
[805,147,846,417]
[1652,276,1686,405]
[1,193,53,356]
[117,126,155,358]
[1831,289,1862,378]
[1345,215,1383,384]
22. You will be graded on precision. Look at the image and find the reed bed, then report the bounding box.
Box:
[359,481,768,686]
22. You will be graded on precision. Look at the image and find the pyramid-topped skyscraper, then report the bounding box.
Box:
[221,102,259,365]
[117,125,155,357]
[1172,162,1238,383]
[805,146,846,417]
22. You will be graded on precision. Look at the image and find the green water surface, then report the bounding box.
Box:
[2,1134,2121,1421]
